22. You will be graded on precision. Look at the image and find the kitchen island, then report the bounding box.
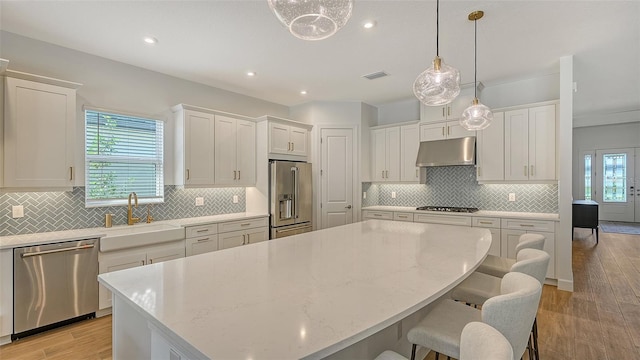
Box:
[98,220,491,359]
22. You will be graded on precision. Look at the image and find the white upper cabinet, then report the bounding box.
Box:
[175,109,215,186]
[419,86,476,123]
[504,104,556,181]
[400,123,420,182]
[371,127,400,182]
[268,120,310,160]
[215,116,256,186]
[3,75,80,190]
[419,121,475,141]
[476,112,505,182]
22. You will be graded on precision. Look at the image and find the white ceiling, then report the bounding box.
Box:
[1,0,638,117]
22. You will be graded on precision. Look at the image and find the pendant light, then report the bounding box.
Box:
[267,0,354,41]
[460,11,493,130]
[413,0,460,106]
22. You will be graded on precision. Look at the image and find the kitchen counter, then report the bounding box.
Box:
[0,212,268,250]
[362,206,559,221]
[98,220,491,360]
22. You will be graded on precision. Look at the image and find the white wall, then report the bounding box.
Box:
[0,31,289,186]
[377,98,419,125]
[483,73,560,110]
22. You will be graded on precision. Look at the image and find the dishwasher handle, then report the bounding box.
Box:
[20,244,96,258]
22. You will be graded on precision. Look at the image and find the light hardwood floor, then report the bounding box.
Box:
[2,228,639,360]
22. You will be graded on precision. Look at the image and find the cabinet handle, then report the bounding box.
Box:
[442,107,445,117]
[141,260,145,266]
[373,214,382,217]
[149,259,153,264]
[385,170,389,178]
[288,142,292,151]
[196,229,209,233]
[524,166,528,177]
[292,142,294,151]
[242,234,246,245]
[448,106,451,116]
[234,170,237,180]
[197,238,211,242]
[238,170,241,180]
[477,166,481,177]
[416,169,419,178]
[69,166,73,181]
[442,127,445,136]
[382,170,385,179]
[519,224,535,227]
[246,234,250,244]
[530,165,534,176]
[479,221,492,225]
[187,169,190,180]
[447,126,451,135]
[241,223,251,226]
[398,215,407,219]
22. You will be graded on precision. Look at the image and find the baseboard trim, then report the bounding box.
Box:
[0,334,11,346]
[557,279,574,292]
[96,308,112,318]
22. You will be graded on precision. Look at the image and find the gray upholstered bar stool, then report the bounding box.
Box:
[450,249,550,360]
[477,233,545,278]
[407,272,542,360]
[374,322,512,360]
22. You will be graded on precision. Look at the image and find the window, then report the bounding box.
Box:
[584,154,592,200]
[85,109,164,207]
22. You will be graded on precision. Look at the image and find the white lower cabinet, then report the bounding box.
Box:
[472,217,501,257]
[98,241,185,310]
[219,227,268,250]
[0,249,13,342]
[185,223,219,257]
[414,213,472,227]
[362,210,393,220]
[151,325,201,360]
[500,218,556,278]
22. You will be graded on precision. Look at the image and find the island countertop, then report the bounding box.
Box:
[98,220,491,360]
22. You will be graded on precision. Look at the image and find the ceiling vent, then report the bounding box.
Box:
[362,71,389,80]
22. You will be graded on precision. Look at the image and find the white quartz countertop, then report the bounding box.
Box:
[0,212,268,250]
[98,220,491,360]
[362,206,560,221]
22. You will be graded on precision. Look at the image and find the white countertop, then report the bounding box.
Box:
[362,206,559,221]
[98,220,491,360]
[0,212,268,250]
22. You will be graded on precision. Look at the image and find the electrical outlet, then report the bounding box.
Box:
[363,192,367,199]
[508,193,516,202]
[195,197,204,206]
[233,195,239,204]
[12,205,24,218]
[391,191,397,199]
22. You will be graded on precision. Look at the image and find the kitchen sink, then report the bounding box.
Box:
[100,223,185,252]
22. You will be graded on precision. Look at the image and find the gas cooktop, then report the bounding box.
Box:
[416,206,479,213]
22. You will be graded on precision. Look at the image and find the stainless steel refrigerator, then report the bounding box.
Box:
[270,160,313,238]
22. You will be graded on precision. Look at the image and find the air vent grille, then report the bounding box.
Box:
[362,71,389,80]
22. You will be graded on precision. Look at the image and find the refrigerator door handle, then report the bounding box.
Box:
[292,166,299,219]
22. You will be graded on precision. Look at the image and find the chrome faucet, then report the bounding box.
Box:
[127,192,140,225]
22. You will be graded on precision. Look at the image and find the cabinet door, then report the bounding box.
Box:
[504,109,530,181]
[385,127,401,182]
[528,105,556,181]
[219,230,247,250]
[446,121,476,139]
[400,124,420,182]
[420,103,447,123]
[476,112,505,181]
[246,227,268,245]
[4,78,75,188]
[184,110,215,185]
[501,229,525,260]
[236,119,256,185]
[146,245,185,265]
[214,115,237,184]
[420,123,446,141]
[289,126,308,157]
[269,123,290,154]
[371,129,387,181]
[186,235,219,256]
[487,228,501,257]
[503,229,555,278]
[98,251,147,309]
[0,250,13,337]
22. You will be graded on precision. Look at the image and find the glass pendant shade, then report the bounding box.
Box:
[413,56,461,106]
[460,98,493,130]
[267,0,354,41]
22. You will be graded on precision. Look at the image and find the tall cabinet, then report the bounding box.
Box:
[371,127,400,182]
[2,71,81,191]
[215,116,256,185]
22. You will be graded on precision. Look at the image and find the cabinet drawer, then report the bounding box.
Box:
[394,212,414,222]
[185,235,219,256]
[362,211,393,220]
[414,214,472,227]
[472,217,500,228]
[501,218,555,232]
[185,224,218,238]
[219,217,268,233]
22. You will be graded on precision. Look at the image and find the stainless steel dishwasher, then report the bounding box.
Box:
[13,238,99,338]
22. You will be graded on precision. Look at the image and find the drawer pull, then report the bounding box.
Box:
[479,221,492,225]
[373,214,382,217]
[240,223,251,226]
[398,215,407,218]
[196,229,209,233]
[197,238,211,242]
[519,224,535,227]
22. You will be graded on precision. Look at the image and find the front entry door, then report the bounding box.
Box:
[320,128,354,229]
[596,148,635,221]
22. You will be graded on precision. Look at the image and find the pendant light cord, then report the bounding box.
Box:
[474,18,477,99]
[436,0,439,57]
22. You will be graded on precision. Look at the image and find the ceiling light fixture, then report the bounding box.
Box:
[460,11,493,131]
[363,20,376,29]
[247,71,256,77]
[300,90,308,95]
[267,0,354,41]
[413,0,460,106]
[143,36,158,45]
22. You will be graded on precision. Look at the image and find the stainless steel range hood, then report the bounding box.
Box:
[415,136,476,167]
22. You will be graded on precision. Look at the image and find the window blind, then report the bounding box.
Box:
[85,110,164,207]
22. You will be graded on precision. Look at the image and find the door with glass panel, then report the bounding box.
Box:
[636,148,640,222]
[595,149,635,221]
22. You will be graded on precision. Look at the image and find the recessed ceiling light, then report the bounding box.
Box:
[363,20,376,29]
[300,90,307,95]
[247,71,256,77]
[143,36,158,45]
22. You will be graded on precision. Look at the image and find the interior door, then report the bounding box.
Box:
[636,148,640,222]
[321,128,354,229]
[596,148,635,221]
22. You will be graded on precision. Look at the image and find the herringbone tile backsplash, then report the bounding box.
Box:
[1,186,246,236]
[363,166,558,213]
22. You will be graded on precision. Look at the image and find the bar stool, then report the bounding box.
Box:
[374,322,512,360]
[450,249,550,360]
[477,233,545,278]
[407,272,542,360]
